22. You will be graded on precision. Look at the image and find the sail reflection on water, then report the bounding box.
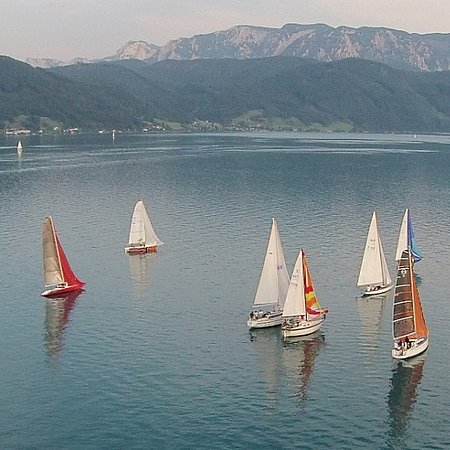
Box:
[386,355,426,448]
[282,332,325,407]
[128,253,157,299]
[44,289,83,359]
[249,328,285,408]
[356,293,388,360]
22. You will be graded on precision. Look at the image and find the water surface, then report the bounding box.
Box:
[1,132,449,449]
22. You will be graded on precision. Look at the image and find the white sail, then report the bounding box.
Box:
[282,250,306,317]
[127,200,163,247]
[17,141,23,156]
[42,216,64,286]
[253,218,289,308]
[357,212,391,287]
[395,209,409,262]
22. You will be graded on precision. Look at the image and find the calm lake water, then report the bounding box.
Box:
[1,132,450,449]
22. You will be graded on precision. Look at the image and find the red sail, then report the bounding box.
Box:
[55,233,85,289]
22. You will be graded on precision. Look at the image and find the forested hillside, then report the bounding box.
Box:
[2,55,450,133]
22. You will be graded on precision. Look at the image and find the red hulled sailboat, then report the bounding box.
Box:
[41,216,85,297]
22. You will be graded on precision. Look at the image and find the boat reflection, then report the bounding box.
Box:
[386,353,427,448]
[356,293,388,361]
[44,289,83,359]
[249,327,284,408]
[282,332,325,407]
[128,253,157,299]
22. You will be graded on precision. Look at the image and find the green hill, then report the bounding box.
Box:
[2,55,450,132]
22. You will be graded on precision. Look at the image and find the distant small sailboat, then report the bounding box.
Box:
[125,200,163,253]
[282,249,328,338]
[42,216,85,297]
[357,211,393,296]
[17,140,23,156]
[395,208,422,263]
[392,249,428,359]
[247,218,290,329]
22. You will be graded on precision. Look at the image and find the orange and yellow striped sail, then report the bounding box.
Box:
[302,251,328,316]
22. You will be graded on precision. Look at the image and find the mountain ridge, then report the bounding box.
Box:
[24,23,450,72]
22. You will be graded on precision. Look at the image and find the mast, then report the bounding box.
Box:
[253,218,289,308]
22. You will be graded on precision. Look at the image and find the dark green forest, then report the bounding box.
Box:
[1,55,450,133]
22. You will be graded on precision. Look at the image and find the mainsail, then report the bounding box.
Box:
[253,218,289,308]
[357,212,391,287]
[395,209,422,263]
[392,250,428,341]
[128,200,163,247]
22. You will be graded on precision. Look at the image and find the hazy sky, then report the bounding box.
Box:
[2,0,450,61]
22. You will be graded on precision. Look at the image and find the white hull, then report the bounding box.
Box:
[392,337,429,360]
[362,283,393,297]
[247,312,283,329]
[282,316,325,337]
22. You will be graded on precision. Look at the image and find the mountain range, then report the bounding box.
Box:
[25,23,450,72]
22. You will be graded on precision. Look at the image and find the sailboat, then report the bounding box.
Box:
[16,140,23,157]
[392,249,429,359]
[247,218,290,329]
[125,200,163,253]
[395,208,422,263]
[357,211,393,296]
[42,216,85,297]
[282,249,328,338]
